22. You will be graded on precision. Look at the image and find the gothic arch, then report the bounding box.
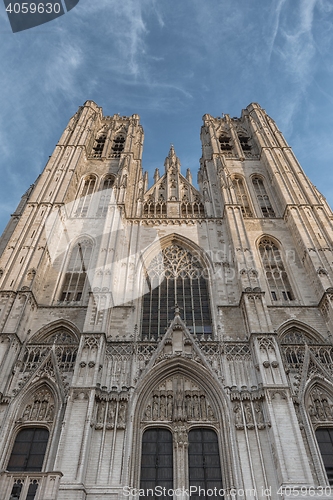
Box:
[127,358,238,491]
[74,174,99,217]
[99,173,116,188]
[277,320,325,345]
[57,235,95,303]
[29,320,80,344]
[139,233,215,283]
[256,234,296,303]
[255,233,282,249]
[302,379,333,485]
[231,175,253,217]
[250,174,276,218]
[304,379,333,420]
[138,234,216,339]
[12,379,61,424]
[76,173,99,194]
[0,378,62,473]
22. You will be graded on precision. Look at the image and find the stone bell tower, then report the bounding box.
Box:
[0,102,333,500]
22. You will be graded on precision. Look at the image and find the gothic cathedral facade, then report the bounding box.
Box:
[0,101,333,500]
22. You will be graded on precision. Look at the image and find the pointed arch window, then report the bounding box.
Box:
[75,175,96,217]
[60,239,93,302]
[143,200,167,218]
[141,245,212,340]
[97,175,115,216]
[232,177,253,217]
[252,177,276,218]
[259,237,294,302]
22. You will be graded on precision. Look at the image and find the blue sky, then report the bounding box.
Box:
[0,0,333,232]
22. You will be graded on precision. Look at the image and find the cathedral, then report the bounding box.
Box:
[0,101,333,500]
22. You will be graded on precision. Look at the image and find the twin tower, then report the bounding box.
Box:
[0,101,333,500]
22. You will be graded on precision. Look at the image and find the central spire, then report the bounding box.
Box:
[164,144,180,172]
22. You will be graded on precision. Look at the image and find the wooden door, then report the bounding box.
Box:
[140,428,173,498]
[188,429,223,499]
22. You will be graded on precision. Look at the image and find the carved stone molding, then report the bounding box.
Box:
[232,399,265,430]
[224,343,251,361]
[267,389,287,401]
[83,335,101,350]
[143,375,217,424]
[229,387,266,430]
[72,389,89,400]
[94,398,128,430]
[19,388,55,423]
[173,424,189,448]
[257,336,275,352]
[307,386,333,424]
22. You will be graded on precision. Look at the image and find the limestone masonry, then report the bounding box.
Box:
[0,101,333,500]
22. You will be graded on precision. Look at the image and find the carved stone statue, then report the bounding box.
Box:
[160,395,167,420]
[144,403,152,421]
[46,404,54,421]
[30,402,39,421]
[233,402,243,429]
[174,390,184,421]
[309,404,317,422]
[244,402,254,428]
[22,405,31,421]
[117,401,127,429]
[322,399,333,420]
[96,401,106,428]
[192,395,200,420]
[200,395,207,420]
[185,394,192,420]
[107,400,117,428]
[152,395,159,421]
[38,401,48,421]
[254,401,265,429]
[167,395,173,420]
[314,399,326,420]
[174,425,188,447]
[207,405,215,421]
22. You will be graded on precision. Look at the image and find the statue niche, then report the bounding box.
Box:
[142,375,217,424]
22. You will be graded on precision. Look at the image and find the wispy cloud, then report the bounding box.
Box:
[0,0,333,230]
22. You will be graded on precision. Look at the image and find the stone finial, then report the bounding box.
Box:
[165,145,181,172]
[154,168,160,184]
[186,169,193,184]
